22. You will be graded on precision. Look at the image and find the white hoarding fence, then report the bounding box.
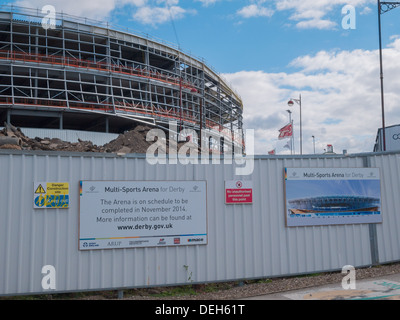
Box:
[1,150,400,296]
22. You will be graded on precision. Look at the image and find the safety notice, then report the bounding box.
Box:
[33,182,69,209]
[225,180,253,204]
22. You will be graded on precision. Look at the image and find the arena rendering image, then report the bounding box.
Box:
[286,192,382,227]
[284,167,382,226]
[0,6,243,150]
[287,195,381,216]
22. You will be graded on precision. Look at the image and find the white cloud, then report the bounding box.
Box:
[224,38,400,154]
[12,0,195,26]
[195,0,220,6]
[133,4,193,26]
[295,18,336,30]
[360,6,372,15]
[14,0,118,20]
[127,0,197,26]
[275,0,375,30]
[121,0,147,6]
[237,3,274,18]
[235,0,374,29]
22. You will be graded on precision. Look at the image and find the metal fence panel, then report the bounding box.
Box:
[370,153,400,263]
[0,150,396,296]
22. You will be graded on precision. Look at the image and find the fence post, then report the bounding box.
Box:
[363,155,380,266]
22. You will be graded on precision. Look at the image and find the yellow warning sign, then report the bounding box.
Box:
[35,184,46,194]
[34,182,69,209]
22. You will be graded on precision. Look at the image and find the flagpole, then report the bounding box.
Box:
[299,94,302,155]
[288,94,302,155]
[286,110,293,155]
[292,120,295,154]
[278,121,295,154]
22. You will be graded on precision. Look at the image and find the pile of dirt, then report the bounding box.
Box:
[103,125,155,154]
[0,123,157,154]
[0,123,203,155]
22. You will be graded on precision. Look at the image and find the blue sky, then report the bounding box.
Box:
[286,179,381,200]
[2,0,400,154]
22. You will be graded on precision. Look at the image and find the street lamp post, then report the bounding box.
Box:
[288,94,302,155]
[377,1,400,151]
[312,135,315,154]
[286,109,293,154]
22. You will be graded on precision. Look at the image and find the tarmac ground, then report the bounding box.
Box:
[241,273,400,300]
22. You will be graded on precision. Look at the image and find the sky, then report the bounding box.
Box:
[286,179,381,200]
[2,0,400,155]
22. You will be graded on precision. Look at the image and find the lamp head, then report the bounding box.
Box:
[287,100,294,107]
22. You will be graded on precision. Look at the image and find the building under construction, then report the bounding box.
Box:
[0,6,243,149]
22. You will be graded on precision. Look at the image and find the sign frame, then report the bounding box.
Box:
[225,180,253,204]
[33,182,69,209]
[79,180,207,250]
[284,167,382,227]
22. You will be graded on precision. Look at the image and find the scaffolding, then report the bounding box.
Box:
[0,6,244,150]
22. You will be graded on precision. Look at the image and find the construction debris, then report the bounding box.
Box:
[0,122,156,154]
[0,123,198,155]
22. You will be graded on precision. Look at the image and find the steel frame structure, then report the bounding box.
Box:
[0,6,243,149]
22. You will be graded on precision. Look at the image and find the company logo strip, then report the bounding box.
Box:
[80,235,207,250]
[79,234,207,241]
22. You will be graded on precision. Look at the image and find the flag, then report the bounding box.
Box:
[278,122,293,140]
[283,141,290,149]
[268,149,275,155]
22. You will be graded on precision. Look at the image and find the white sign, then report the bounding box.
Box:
[79,180,207,250]
[284,168,382,227]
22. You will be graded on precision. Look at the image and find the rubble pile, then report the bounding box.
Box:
[103,125,155,154]
[0,123,202,155]
[0,123,156,154]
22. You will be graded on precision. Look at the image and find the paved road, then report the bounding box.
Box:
[241,273,400,300]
